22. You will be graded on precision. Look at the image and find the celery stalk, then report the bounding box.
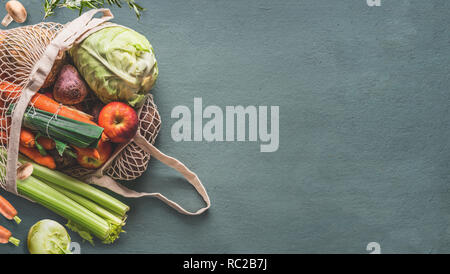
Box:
[19,159,129,216]
[45,182,126,226]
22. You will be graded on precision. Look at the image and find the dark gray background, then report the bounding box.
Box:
[0,0,449,254]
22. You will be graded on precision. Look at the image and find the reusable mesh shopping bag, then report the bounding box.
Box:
[0,9,210,215]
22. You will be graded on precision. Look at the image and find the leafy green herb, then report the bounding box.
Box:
[43,0,145,19]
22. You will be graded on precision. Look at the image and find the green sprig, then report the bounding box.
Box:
[43,0,145,19]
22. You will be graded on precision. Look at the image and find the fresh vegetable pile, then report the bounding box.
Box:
[0,23,158,172]
[0,14,158,247]
[1,8,210,256]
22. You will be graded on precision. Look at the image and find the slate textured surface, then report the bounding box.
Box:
[0,0,449,254]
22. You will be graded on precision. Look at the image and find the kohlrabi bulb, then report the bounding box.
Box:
[27,219,71,254]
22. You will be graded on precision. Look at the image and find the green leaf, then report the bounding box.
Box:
[54,139,69,157]
[65,149,77,159]
[34,133,48,156]
[43,0,144,20]
[66,220,94,246]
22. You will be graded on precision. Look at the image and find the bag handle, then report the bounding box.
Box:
[90,135,210,215]
[53,9,113,51]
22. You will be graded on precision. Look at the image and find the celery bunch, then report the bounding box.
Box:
[17,158,129,244]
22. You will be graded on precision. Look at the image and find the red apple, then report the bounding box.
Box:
[75,141,112,169]
[98,102,138,143]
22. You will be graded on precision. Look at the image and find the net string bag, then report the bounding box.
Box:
[0,9,210,215]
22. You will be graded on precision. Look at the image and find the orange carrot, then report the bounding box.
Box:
[20,128,35,148]
[37,136,55,150]
[0,130,8,145]
[0,194,21,224]
[30,93,93,123]
[0,117,10,128]
[0,81,22,101]
[0,225,20,246]
[19,145,56,169]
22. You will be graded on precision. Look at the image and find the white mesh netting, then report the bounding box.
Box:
[0,23,64,191]
[105,96,161,180]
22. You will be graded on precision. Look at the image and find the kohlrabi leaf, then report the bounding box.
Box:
[66,220,94,246]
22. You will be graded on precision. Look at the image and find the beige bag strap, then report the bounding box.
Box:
[89,134,211,215]
[6,9,114,194]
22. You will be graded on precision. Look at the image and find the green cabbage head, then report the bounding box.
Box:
[70,26,158,107]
